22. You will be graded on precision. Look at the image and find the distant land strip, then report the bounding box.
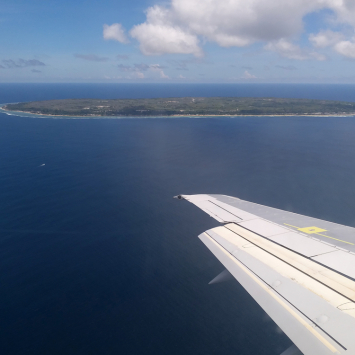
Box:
[3,97,355,117]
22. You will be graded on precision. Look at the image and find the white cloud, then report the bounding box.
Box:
[326,0,355,27]
[135,72,145,79]
[242,70,256,79]
[130,6,202,57]
[128,0,322,56]
[103,23,128,43]
[334,40,355,59]
[309,30,355,59]
[160,70,169,79]
[171,0,317,45]
[265,39,326,60]
[309,30,344,48]
[149,63,170,78]
[130,23,202,57]
[117,62,170,78]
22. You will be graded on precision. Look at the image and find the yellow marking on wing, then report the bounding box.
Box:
[298,226,327,234]
[284,224,354,246]
[316,233,354,245]
[284,223,300,229]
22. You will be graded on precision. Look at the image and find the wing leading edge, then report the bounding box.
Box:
[177,194,355,355]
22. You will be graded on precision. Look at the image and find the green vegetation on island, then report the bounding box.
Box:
[3,97,355,117]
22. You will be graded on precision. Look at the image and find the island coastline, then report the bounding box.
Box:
[2,97,355,118]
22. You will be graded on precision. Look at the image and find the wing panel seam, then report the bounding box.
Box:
[208,200,243,220]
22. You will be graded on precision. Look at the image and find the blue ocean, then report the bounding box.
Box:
[2,83,355,355]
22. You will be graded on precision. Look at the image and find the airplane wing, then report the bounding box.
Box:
[176,194,355,355]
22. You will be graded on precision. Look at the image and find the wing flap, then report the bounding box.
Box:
[312,251,355,280]
[199,232,344,355]
[268,231,336,257]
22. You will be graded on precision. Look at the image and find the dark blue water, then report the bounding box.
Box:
[2,83,355,103]
[2,84,355,355]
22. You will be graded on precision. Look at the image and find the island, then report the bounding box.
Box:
[3,97,355,117]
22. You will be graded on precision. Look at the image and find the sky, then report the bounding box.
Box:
[2,0,355,83]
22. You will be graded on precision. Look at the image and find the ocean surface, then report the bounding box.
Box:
[2,83,355,355]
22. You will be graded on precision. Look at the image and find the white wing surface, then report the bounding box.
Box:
[177,194,355,355]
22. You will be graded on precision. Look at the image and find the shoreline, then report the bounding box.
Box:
[1,106,355,118]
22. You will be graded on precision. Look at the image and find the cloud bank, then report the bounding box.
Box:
[106,0,355,60]
[117,63,169,79]
[0,59,45,68]
[74,54,109,62]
